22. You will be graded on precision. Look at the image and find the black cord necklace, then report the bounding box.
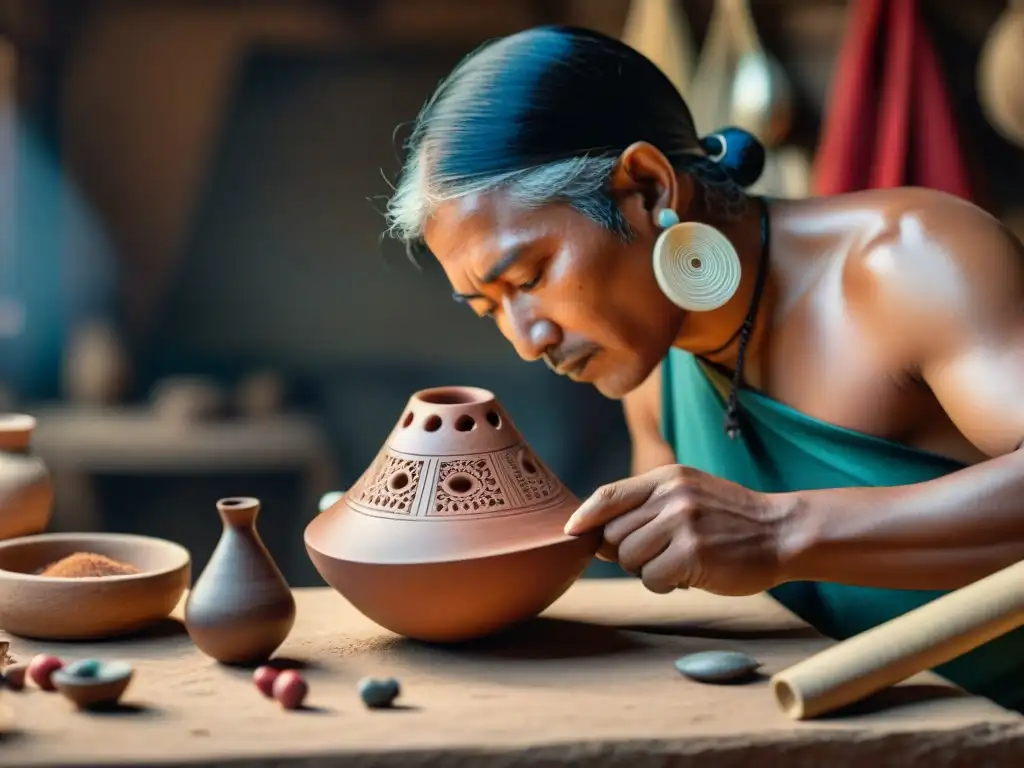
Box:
[718,196,770,440]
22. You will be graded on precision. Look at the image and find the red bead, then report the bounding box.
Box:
[27,654,63,691]
[252,665,279,698]
[272,669,308,710]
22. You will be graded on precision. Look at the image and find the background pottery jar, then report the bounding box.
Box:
[305,386,601,643]
[0,415,53,540]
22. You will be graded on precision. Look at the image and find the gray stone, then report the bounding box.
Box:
[674,650,762,684]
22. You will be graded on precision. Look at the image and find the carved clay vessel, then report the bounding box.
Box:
[0,415,53,540]
[304,386,600,643]
[184,497,296,665]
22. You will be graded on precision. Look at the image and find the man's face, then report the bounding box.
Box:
[423,188,685,399]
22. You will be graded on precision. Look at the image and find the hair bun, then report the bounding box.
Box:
[698,127,765,189]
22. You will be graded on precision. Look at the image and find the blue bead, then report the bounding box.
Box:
[65,659,103,678]
[358,676,401,708]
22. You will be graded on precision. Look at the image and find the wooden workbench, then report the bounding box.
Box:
[1,581,1022,767]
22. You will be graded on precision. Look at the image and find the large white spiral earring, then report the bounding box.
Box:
[652,208,742,312]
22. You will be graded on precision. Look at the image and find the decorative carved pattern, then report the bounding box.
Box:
[355,455,423,514]
[500,447,558,504]
[348,446,564,520]
[432,457,507,515]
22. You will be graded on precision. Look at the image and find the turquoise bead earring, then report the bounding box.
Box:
[657,208,680,229]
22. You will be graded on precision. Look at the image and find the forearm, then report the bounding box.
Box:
[776,449,1024,591]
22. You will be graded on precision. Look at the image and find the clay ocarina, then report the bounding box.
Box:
[305,386,600,642]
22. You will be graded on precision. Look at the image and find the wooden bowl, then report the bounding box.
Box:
[0,532,191,640]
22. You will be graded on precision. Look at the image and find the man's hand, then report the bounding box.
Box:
[564,465,795,596]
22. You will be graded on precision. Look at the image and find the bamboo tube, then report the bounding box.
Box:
[770,559,1024,720]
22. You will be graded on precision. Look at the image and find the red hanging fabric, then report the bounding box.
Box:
[813,0,975,201]
[870,0,914,189]
[910,9,973,198]
[812,0,885,195]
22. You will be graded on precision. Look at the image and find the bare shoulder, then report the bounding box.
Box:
[843,188,1024,356]
[826,188,1024,456]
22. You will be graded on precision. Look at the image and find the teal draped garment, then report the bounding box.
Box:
[660,348,1023,712]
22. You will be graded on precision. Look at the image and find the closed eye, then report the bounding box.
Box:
[519,270,544,292]
[471,297,498,320]
[452,291,497,319]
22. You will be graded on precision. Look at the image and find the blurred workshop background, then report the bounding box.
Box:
[1,0,1023,586]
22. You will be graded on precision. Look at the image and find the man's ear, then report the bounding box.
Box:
[608,141,696,225]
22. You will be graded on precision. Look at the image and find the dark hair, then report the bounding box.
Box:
[386,25,765,242]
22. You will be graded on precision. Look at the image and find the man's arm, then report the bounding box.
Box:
[778,200,1024,591]
[622,365,677,477]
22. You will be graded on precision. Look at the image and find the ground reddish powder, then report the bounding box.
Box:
[39,552,141,578]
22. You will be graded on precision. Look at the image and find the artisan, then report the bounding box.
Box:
[384,26,1024,712]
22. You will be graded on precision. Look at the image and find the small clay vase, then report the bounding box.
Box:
[63,320,131,406]
[184,497,295,665]
[150,376,227,424]
[305,386,600,643]
[0,415,53,540]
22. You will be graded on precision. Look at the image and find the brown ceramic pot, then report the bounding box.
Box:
[304,386,600,643]
[0,415,53,541]
[184,497,296,665]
